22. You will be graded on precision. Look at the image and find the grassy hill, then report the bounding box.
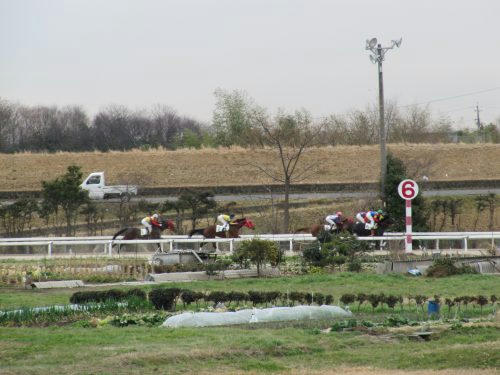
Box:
[1,143,499,191]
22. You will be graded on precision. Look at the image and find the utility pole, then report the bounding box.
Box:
[475,103,482,130]
[366,37,402,204]
[475,103,484,142]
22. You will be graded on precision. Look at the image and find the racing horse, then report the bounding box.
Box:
[294,217,354,237]
[349,215,393,237]
[188,217,255,249]
[111,218,175,254]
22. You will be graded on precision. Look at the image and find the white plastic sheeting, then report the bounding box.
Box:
[162,305,352,328]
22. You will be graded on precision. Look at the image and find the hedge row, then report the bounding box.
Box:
[69,288,147,304]
[69,288,498,313]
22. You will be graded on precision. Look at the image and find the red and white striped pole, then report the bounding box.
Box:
[405,199,412,253]
[398,179,419,254]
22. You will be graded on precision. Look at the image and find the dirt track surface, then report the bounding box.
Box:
[1,143,499,191]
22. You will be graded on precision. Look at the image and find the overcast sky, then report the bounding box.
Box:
[1,0,499,128]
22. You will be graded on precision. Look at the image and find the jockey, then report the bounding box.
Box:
[355,210,383,230]
[217,213,235,232]
[325,211,343,232]
[141,213,161,235]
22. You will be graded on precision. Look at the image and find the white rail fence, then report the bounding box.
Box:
[0,232,498,257]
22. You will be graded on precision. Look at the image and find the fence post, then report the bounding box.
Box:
[169,240,173,252]
[108,241,113,257]
[435,239,440,251]
[229,239,234,254]
[289,239,293,252]
[48,241,52,257]
[463,236,468,252]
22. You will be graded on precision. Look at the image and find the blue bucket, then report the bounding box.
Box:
[427,301,440,315]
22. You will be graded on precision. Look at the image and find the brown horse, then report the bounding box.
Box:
[295,217,354,237]
[188,217,255,249]
[112,219,175,253]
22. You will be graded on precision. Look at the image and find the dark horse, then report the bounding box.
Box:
[112,219,175,254]
[188,217,255,249]
[295,217,354,237]
[349,215,393,237]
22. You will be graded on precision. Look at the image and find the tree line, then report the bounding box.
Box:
[0,102,206,152]
[2,90,497,153]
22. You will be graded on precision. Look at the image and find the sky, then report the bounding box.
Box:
[1,0,499,128]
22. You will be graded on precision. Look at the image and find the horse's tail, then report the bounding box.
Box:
[294,227,310,234]
[188,228,205,237]
[111,228,129,246]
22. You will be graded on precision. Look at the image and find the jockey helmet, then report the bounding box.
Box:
[377,209,384,215]
[229,213,235,219]
[152,213,159,219]
[336,211,343,216]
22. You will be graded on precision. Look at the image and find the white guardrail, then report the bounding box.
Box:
[0,232,498,257]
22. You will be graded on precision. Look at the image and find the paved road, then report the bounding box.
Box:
[1,187,499,205]
[123,187,500,204]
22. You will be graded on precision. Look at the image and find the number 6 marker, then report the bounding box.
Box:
[398,179,419,253]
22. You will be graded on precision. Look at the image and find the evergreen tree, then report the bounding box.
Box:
[384,153,428,232]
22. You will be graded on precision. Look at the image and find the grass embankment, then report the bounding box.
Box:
[1,273,499,374]
[1,143,499,191]
[1,273,497,310]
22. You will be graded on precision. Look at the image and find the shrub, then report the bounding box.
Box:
[125,288,147,300]
[385,295,399,310]
[228,291,248,305]
[302,244,330,267]
[247,290,265,306]
[105,289,126,301]
[181,289,197,306]
[205,263,220,276]
[264,291,282,306]
[477,295,488,313]
[325,295,334,305]
[426,258,478,277]
[149,288,182,311]
[208,291,228,306]
[192,291,206,306]
[235,239,282,275]
[305,293,314,305]
[315,293,325,305]
[445,298,455,312]
[356,293,367,311]
[340,293,355,307]
[289,291,306,306]
[367,294,380,312]
[70,289,131,304]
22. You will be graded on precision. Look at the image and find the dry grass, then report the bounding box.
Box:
[1,143,499,191]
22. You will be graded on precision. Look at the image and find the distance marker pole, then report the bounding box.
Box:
[405,199,412,253]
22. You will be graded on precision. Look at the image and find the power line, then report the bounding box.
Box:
[398,86,500,108]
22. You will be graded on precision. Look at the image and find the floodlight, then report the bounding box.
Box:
[369,38,378,49]
[393,38,402,48]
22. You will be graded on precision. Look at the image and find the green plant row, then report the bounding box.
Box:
[69,288,498,313]
[69,288,146,304]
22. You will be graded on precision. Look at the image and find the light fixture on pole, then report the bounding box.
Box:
[365,36,402,203]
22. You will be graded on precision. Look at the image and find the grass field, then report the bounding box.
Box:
[1,324,499,374]
[0,273,499,374]
[1,143,499,191]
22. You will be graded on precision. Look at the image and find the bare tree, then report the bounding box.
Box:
[248,109,323,232]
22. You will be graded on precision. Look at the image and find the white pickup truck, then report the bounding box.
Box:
[80,172,138,200]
